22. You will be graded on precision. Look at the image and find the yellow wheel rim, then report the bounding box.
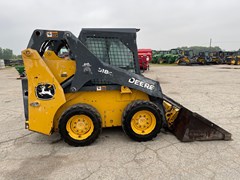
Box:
[66,115,94,140]
[130,110,156,135]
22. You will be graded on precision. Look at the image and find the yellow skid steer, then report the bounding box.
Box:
[21,29,231,146]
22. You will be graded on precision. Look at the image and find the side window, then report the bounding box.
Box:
[86,37,135,73]
[85,38,109,63]
[108,39,134,72]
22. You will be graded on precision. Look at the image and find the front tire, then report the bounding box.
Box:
[122,100,162,142]
[59,104,101,146]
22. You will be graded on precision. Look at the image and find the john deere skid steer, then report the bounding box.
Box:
[176,50,197,65]
[21,29,231,146]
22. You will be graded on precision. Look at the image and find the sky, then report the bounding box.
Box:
[0,0,240,54]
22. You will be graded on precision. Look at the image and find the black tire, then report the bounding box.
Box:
[122,100,162,142]
[59,104,101,146]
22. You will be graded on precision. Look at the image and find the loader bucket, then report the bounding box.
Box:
[163,95,232,141]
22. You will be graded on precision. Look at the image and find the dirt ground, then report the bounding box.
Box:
[0,65,240,180]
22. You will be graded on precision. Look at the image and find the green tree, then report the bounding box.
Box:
[17,55,22,59]
[2,48,13,59]
[0,47,22,59]
[0,47,2,59]
[177,46,222,55]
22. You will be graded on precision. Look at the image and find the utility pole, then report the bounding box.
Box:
[210,38,212,48]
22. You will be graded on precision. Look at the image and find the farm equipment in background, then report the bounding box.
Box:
[196,51,212,65]
[209,51,224,64]
[2,59,26,78]
[167,49,182,63]
[15,65,25,78]
[157,49,181,64]
[152,50,169,64]
[138,49,152,70]
[223,51,235,64]
[21,29,231,146]
[225,51,240,65]
[3,59,23,66]
[152,49,180,64]
[176,50,198,65]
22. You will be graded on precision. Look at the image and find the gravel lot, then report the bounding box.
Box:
[0,65,240,180]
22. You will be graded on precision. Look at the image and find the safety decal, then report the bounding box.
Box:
[46,31,58,38]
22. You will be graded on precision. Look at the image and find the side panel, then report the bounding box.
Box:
[53,89,149,131]
[43,50,76,84]
[22,49,66,135]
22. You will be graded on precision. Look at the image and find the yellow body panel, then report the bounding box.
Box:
[22,49,149,135]
[22,49,66,135]
[43,50,76,83]
[53,90,149,131]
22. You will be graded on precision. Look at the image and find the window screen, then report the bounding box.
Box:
[86,37,135,73]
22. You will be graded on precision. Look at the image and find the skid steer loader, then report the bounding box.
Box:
[176,50,198,65]
[21,29,231,146]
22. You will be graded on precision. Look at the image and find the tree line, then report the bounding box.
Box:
[0,47,21,60]
[177,46,222,55]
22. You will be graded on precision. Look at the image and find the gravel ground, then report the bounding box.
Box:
[0,65,239,180]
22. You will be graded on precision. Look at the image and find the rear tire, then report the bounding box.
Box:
[59,104,101,146]
[122,100,162,142]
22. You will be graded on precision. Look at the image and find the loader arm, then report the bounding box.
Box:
[64,33,163,98]
[27,30,163,98]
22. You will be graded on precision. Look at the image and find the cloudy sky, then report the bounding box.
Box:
[0,0,240,54]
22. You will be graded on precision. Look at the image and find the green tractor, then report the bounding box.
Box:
[152,50,169,64]
[164,49,182,64]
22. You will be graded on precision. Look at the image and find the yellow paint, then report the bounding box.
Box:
[163,100,180,127]
[66,115,94,140]
[22,49,66,135]
[231,60,236,65]
[177,57,190,64]
[22,49,152,136]
[53,89,149,131]
[121,86,132,94]
[43,50,76,83]
[197,58,205,64]
[130,110,156,135]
